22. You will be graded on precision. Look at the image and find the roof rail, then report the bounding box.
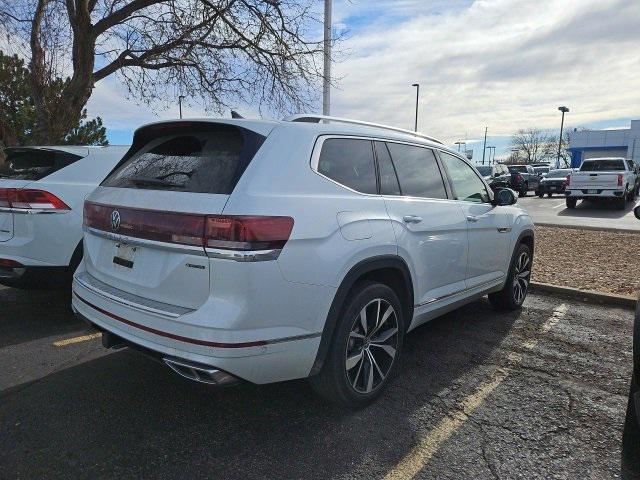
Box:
[283,114,444,145]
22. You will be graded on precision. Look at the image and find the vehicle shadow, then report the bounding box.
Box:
[0,299,522,480]
[556,197,636,219]
[0,286,86,348]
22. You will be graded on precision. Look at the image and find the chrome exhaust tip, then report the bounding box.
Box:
[163,357,239,386]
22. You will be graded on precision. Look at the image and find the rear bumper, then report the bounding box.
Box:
[538,184,566,193]
[71,268,329,385]
[565,189,625,198]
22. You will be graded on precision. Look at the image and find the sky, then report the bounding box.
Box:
[85,0,640,162]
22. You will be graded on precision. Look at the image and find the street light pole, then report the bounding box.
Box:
[455,141,464,151]
[557,106,569,168]
[412,84,419,132]
[178,95,185,119]
[481,126,488,164]
[323,0,332,116]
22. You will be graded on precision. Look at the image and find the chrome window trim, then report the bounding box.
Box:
[205,247,281,262]
[83,226,207,256]
[73,271,194,318]
[0,207,69,215]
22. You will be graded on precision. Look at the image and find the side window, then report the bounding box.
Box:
[374,141,401,195]
[440,152,490,203]
[386,143,447,199]
[317,139,377,194]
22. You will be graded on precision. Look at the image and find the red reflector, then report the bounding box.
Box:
[566,175,571,186]
[205,215,294,250]
[0,258,23,268]
[0,188,70,210]
[618,174,623,187]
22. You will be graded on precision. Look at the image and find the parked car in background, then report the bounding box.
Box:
[533,166,550,178]
[565,157,637,210]
[621,205,640,479]
[0,145,129,288]
[508,164,541,197]
[72,115,534,408]
[536,168,572,197]
[476,164,511,192]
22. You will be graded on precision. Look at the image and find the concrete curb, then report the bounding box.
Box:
[530,281,637,310]
[535,222,640,235]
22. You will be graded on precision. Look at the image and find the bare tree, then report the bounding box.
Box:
[0,0,326,144]
[510,128,556,164]
[547,129,573,168]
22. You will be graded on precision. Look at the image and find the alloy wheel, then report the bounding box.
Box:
[345,299,399,394]
[512,251,531,305]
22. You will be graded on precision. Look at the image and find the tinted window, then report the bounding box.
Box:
[104,125,259,194]
[440,152,490,203]
[508,166,528,173]
[476,166,492,176]
[0,149,83,181]
[580,159,626,171]
[374,142,401,195]
[546,169,572,178]
[386,143,447,199]
[318,139,377,194]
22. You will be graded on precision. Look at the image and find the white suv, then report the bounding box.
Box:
[72,116,534,408]
[0,145,128,288]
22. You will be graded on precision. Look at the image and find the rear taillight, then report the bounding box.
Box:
[565,175,571,186]
[0,188,70,211]
[205,215,294,250]
[514,173,523,183]
[84,202,294,252]
[0,258,23,268]
[618,174,623,187]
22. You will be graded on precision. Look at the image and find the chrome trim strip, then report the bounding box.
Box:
[205,247,281,262]
[263,332,322,345]
[84,226,207,256]
[0,207,69,215]
[73,271,194,318]
[414,278,504,308]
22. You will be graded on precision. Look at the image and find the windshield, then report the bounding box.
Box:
[580,159,625,171]
[0,149,83,181]
[508,166,527,173]
[476,166,492,176]
[103,124,264,194]
[546,169,572,178]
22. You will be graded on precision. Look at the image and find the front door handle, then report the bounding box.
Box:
[403,215,423,224]
[466,215,479,222]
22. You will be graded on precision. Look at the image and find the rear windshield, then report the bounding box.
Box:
[508,166,527,173]
[534,167,549,174]
[103,124,264,194]
[580,159,625,171]
[0,149,83,181]
[476,166,492,176]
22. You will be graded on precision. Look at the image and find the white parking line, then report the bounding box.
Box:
[383,304,568,480]
[552,202,565,209]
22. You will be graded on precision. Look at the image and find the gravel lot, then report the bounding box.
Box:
[533,226,640,296]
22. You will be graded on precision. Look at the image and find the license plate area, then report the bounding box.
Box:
[587,189,598,194]
[113,243,137,269]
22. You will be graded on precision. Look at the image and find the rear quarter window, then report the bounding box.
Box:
[0,149,83,181]
[103,124,264,194]
[317,138,377,194]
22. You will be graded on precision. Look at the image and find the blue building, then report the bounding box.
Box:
[567,119,640,168]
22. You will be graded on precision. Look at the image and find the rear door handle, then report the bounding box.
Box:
[403,215,423,224]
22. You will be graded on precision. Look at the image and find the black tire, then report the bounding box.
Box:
[622,380,640,479]
[488,243,532,311]
[617,195,627,211]
[566,197,577,209]
[518,189,527,197]
[309,281,405,409]
[536,192,543,198]
[547,193,553,197]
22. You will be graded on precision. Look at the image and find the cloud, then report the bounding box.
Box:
[330,0,640,147]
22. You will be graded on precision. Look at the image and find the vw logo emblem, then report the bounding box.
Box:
[111,210,121,231]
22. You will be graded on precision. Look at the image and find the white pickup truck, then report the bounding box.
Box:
[565,157,638,210]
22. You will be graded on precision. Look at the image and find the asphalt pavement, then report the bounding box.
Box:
[518,194,639,231]
[0,285,633,479]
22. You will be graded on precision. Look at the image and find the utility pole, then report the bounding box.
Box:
[557,106,569,168]
[481,127,488,165]
[178,95,185,119]
[323,0,332,116]
[411,84,419,132]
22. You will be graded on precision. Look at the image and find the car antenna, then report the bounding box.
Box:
[231,110,244,119]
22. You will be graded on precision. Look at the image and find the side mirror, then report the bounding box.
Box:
[635,205,640,220]
[493,188,517,206]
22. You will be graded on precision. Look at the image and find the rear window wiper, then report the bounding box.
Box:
[127,176,185,189]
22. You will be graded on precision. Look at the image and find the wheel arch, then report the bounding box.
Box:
[309,255,414,376]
